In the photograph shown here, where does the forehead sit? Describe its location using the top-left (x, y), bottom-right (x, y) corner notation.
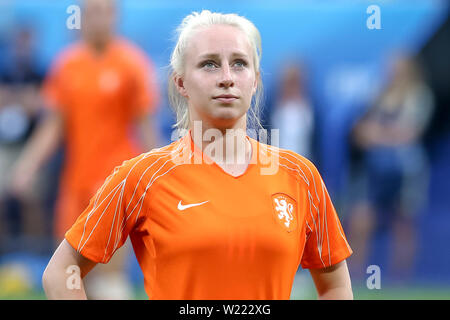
top-left (186, 24), bottom-right (253, 59)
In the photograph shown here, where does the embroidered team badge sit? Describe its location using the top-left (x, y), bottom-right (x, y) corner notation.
top-left (272, 193), bottom-right (297, 232)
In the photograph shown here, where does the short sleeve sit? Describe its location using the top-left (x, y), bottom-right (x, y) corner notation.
top-left (65, 154), bottom-right (148, 263)
top-left (300, 164), bottom-right (353, 269)
top-left (128, 48), bottom-right (160, 118)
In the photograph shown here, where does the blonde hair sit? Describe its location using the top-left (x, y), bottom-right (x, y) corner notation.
top-left (168, 10), bottom-right (264, 130)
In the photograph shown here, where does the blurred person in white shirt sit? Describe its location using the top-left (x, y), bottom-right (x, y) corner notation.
top-left (271, 62), bottom-right (314, 160)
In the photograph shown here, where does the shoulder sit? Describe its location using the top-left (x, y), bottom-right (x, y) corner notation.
top-left (260, 144), bottom-right (327, 210)
top-left (108, 138), bottom-right (188, 189)
top-left (260, 141), bottom-right (319, 175)
top-left (255, 140), bottom-right (322, 189)
top-left (114, 38), bottom-right (153, 67)
top-left (50, 42), bottom-right (86, 71)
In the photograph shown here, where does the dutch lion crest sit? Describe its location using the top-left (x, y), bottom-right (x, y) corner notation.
top-left (272, 193), bottom-right (297, 232)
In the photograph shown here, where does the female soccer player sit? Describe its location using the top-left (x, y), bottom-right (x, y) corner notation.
top-left (42, 10), bottom-right (353, 300)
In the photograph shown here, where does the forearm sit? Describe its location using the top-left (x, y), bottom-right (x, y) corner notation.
top-left (14, 112), bottom-right (63, 177)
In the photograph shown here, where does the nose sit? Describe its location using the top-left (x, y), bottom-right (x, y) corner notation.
top-left (218, 64), bottom-right (234, 88)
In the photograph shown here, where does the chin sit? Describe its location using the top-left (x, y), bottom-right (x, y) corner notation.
top-left (191, 103), bottom-right (248, 129)
top-left (209, 110), bottom-right (247, 129)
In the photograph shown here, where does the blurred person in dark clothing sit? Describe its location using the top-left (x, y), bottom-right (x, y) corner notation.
top-left (348, 55), bottom-right (434, 280)
top-left (0, 26), bottom-right (48, 252)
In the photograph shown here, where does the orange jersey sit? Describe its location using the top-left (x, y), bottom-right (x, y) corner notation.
top-left (65, 131), bottom-right (352, 299)
top-left (41, 38), bottom-right (159, 238)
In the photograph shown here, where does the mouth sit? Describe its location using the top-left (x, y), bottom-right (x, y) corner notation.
top-left (212, 94), bottom-right (239, 104)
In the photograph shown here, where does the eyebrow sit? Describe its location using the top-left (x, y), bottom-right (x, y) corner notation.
top-left (197, 52), bottom-right (250, 60)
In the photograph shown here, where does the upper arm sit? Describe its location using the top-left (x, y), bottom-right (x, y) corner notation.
top-left (42, 240), bottom-right (97, 299)
top-left (34, 109), bottom-right (65, 148)
top-left (309, 260), bottom-right (353, 299)
top-left (45, 239), bottom-right (97, 279)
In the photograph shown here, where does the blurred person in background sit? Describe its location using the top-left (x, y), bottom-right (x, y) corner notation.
top-left (8, 0), bottom-right (160, 299)
top-left (0, 26), bottom-right (47, 254)
top-left (348, 55), bottom-right (434, 280)
top-left (271, 61), bottom-right (314, 160)
top-left (270, 61), bottom-right (316, 298)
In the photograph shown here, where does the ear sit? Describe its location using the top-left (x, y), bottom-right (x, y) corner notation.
top-left (252, 71), bottom-right (260, 95)
top-left (174, 75), bottom-right (189, 98)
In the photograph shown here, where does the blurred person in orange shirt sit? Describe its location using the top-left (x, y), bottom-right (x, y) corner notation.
top-left (348, 55), bottom-right (434, 280)
top-left (9, 0), bottom-right (160, 298)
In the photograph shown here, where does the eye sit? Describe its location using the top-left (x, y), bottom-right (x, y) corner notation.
top-left (200, 60), bottom-right (218, 70)
top-left (232, 59), bottom-right (248, 69)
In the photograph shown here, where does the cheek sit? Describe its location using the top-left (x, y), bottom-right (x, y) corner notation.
top-left (239, 73), bottom-right (257, 100)
top-left (184, 73), bottom-right (209, 100)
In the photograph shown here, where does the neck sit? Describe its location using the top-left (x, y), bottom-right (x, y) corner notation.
top-left (85, 36), bottom-right (111, 55)
top-left (190, 117), bottom-right (251, 167)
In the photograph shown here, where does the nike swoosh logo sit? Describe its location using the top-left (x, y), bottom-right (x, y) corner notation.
top-left (178, 200), bottom-right (209, 211)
